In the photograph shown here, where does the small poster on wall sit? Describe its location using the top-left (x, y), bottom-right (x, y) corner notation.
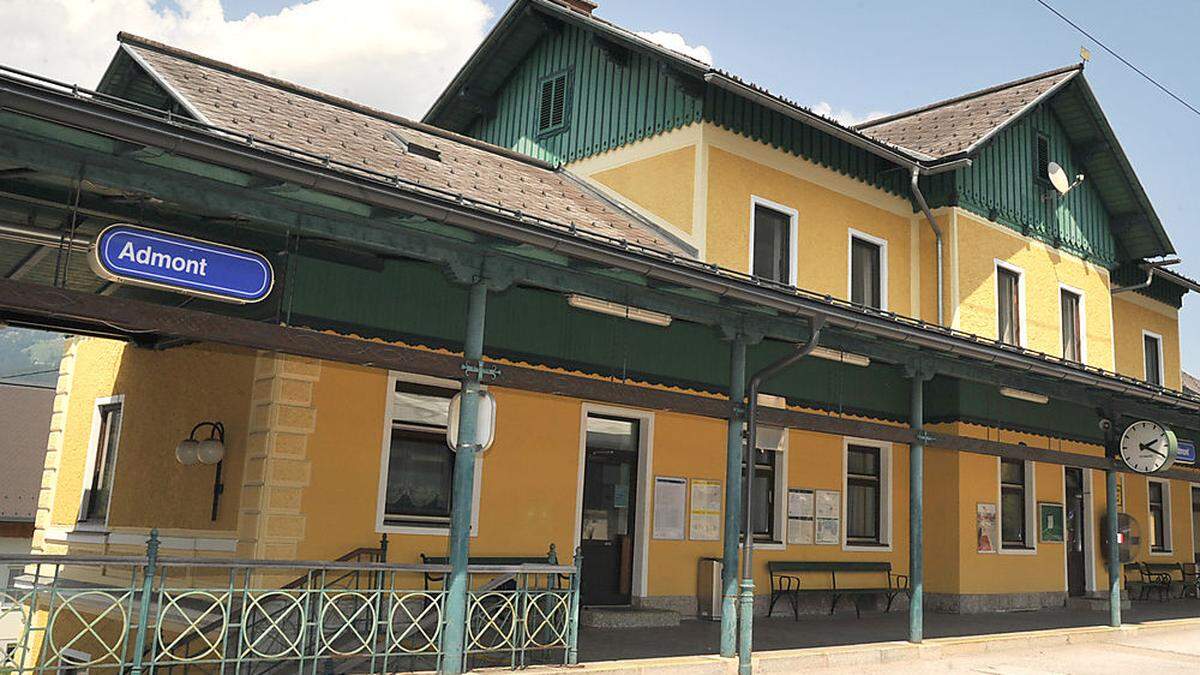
top-left (1039, 502), bottom-right (1065, 543)
top-left (652, 476), bottom-right (687, 540)
top-left (787, 488), bottom-right (814, 545)
top-left (815, 489), bottom-right (840, 545)
top-left (976, 502), bottom-right (997, 553)
top-left (689, 479), bottom-right (722, 541)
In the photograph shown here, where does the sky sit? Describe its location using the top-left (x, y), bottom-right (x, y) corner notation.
top-left (0, 0), bottom-right (1197, 370)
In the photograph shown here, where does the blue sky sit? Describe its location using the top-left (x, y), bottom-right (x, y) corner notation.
top-left (220, 0), bottom-right (1200, 369)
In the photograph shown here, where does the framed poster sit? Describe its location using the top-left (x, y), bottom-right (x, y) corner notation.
top-left (689, 479), bottom-right (722, 541)
top-left (787, 488), bottom-right (814, 545)
top-left (815, 490), bottom-right (840, 545)
top-left (1038, 502), bottom-right (1064, 543)
top-left (652, 476), bottom-right (687, 540)
top-left (976, 502), bottom-right (997, 553)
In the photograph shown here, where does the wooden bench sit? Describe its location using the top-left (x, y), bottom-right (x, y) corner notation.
top-left (768, 561), bottom-right (909, 619)
top-left (420, 543), bottom-right (560, 591)
top-left (1124, 562), bottom-right (1172, 601)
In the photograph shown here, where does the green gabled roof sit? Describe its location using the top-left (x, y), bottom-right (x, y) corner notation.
top-left (426, 0), bottom-right (1176, 265)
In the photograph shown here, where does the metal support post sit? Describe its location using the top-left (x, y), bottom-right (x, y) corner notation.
top-left (908, 375), bottom-right (925, 644)
top-left (129, 528), bottom-right (159, 674)
top-left (442, 281), bottom-right (488, 675)
top-left (720, 336), bottom-right (747, 658)
top-left (1106, 469), bottom-right (1120, 628)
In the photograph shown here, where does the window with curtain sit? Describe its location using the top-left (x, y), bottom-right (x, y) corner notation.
top-left (1149, 481), bottom-right (1169, 552)
top-left (1144, 334), bottom-right (1163, 385)
top-left (383, 381), bottom-right (458, 528)
top-left (997, 267), bottom-right (1022, 346)
top-left (850, 236), bottom-right (883, 309)
top-left (846, 445), bottom-right (882, 545)
top-left (1060, 289), bottom-right (1082, 362)
top-left (752, 204), bottom-right (792, 285)
top-left (1000, 458), bottom-right (1028, 548)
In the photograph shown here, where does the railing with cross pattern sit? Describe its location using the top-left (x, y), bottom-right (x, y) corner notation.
top-left (0, 532), bottom-right (581, 673)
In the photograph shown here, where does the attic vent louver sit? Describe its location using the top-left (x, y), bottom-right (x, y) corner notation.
top-left (537, 71), bottom-right (570, 136)
top-left (386, 130), bottom-right (441, 162)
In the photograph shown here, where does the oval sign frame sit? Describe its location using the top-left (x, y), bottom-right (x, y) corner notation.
top-left (89, 224), bottom-right (274, 304)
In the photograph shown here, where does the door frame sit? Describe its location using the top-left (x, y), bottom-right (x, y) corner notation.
top-left (574, 403), bottom-right (654, 601)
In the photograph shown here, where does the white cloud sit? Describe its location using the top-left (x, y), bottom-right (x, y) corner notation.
top-left (811, 101), bottom-right (888, 127)
top-left (635, 30), bottom-right (713, 66)
top-left (0, 0), bottom-right (494, 119)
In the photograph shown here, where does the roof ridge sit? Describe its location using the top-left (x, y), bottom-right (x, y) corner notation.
top-left (856, 63), bottom-right (1083, 130)
top-left (115, 32), bottom-right (558, 171)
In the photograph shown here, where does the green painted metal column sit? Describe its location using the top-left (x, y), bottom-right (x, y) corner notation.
top-left (908, 376), bottom-right (925, 644)
top-left (1106, 469), bottom-right (1121, 628)
top-left (443, 281), bottom-right (488, 675)
top-left (719, 336), bottom-right (747, 658)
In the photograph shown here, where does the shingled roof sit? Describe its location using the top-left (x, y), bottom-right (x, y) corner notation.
top-left (855, 65), bottom-right (1081, 159)
top-left (100, 34), bottom-right (692, 257)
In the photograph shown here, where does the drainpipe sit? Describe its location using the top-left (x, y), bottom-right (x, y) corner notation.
top-left (738, 317), bottom-right (824, 675)
top-left (910, 168), bottom-right (943, 326)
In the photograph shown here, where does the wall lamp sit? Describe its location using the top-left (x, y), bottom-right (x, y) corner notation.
top-left (176, 421), bottom-right (226, 521)
top-left (999, 387), bottom-right (1049, 405)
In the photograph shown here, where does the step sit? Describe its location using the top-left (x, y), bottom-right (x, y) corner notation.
top-left (580, 606), bottom-right (681, 629)
top-left (1066, 594), bottom-right (1131, 612)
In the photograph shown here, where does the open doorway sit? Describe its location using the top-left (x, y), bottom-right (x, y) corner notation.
top-left (1064, 467), bottom-right (1087, 597)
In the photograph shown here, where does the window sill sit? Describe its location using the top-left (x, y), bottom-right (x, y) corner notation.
top-left (378, 523), bottom-right (478, 538)
top-left (844, 542), bottom-right (892, 553)
top-left (742, 540), bottom-right (786, 551)
top-left (999, 544), bottom-right (1037, 556)
top-left (1149, 549), bottom-right (1174, 556)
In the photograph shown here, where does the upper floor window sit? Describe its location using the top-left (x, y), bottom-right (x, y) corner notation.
top-left (1143, 331), bottom-right (1164, 386)
top-left (1060, 287), bottom-right (1083, 362)
top-left (79, 397), bottom-right (123, 525)
top-left (996, 263), bottom-right (1024, 346)
top-left (750, 199), bottom-right (796, 286)
top-left (849, 231), bottom-right (886, 310)
top-left (537, 71), bottom-right (570, 137)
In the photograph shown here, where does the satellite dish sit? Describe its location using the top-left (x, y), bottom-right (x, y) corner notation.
top-left (1047, 161), bottom-right (1071, 195)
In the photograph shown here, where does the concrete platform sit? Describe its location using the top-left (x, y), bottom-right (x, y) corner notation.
top-left (581, 606), bottom-right (682, 629)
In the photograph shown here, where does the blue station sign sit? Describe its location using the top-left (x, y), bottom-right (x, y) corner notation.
top-left (1177, 439), bottom-right (1196, 465)
top-left (90, 224), bottom-right (274, 304)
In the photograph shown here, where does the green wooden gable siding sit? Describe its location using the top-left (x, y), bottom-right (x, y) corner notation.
top-left (952, 105), bottom-right (1117, 266)
top-left (468, 23), bottom-right (704, 165)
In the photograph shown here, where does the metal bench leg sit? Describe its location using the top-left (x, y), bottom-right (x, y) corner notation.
top-left (830, 594), bottom-right (840, 615)
top-left (791, 592), bottom-right (799, 621)
top-left (768, 592), bottom-right (780, 617)
top-left (885, 592), bottom-right (895, 613)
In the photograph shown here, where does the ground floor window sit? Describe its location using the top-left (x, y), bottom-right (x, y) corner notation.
top-left (843, 438), bottom-right (891, 549)
top-left (742, 426), bottom-right (786, 544)
top-left (79, 396), bottom-right (123, 526)
top-left (1148, 479), bottom-right (1171, 553)
top-left (378, 374), bottom-right (477, 532)
top-left (999, 457), bottom-right (1034, 550)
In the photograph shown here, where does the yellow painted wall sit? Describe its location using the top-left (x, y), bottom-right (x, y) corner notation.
top-left (953, 210), bottom-right (1115, 371)
top-left (1120, 475), bottom-right (1194, 565)
top-left (1112, 295), bottom-right (1182, 390)
top-left (50, 338), bottom-right (254, 533)
top-left (590, 145), bottom-right (695, 234)
top-left (705, 145), bottom-right (914, 317)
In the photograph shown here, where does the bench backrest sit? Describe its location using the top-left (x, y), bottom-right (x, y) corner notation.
top-left (768, 561), bottom-right (891, 574)
top-left (420, 554), bottom-right (551, 566)
top-left (1144, 562), bottom-right (1183, 578)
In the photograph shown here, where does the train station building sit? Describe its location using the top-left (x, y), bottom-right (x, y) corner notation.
top-left (2, 0), bottom-right (1199, 672)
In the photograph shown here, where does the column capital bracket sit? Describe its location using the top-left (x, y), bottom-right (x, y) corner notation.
top-left (903, 358), bottom-right (937, 381)
top-left (462, 360), bottom-right (500, 382)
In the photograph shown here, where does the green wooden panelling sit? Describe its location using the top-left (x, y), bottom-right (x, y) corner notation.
top-left (926, 377), bottom-right (1107, 445)
top-left (703, 87), bottom-right (909, 197)
top-left (1111, 266), bottom-right (1186, 308)
top-left (468, 23), bottom-right (704, 165)
top-left (950, 105), bottom-right (1118, 266)
top-left (284, 253), bottom-right (913, 421)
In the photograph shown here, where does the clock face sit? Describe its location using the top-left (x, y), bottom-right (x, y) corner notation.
top-left (1118, 421), bottom-right (1177, 474)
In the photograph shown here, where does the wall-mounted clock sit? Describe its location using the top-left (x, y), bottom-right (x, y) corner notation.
top-left (1118, 420), bottom-right (1177, 473)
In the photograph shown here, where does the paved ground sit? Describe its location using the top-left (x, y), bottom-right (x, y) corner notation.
top-left (576, 599), bottom-right (1200, 663)
top-left (814, 624), bottom-right (1200, 674)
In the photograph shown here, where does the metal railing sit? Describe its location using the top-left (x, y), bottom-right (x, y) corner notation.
top-left (0, 531), bottom-right (581, 673)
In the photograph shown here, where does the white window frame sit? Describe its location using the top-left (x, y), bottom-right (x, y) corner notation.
top-left (76, 394), bottom-right (125, 531)
top-left (997, 457), bottom-right (1037, 555)
top-left (375, 372), bottom-right (482, 537)
top-left (994, 260), bottom-right (1027, 348)
top-left (574, 403), bottom-right (655, 598)
top-left (742, 426), bottom-right (788, 551)
top-left (847, 229), bottom-right (889, 311)
top-left (1142, 329), bottom-right (1165, 386)
top-left (748, 196), bottom-right (799, 287)
top-left (1057, 283), bottom-right (1087, 364)
top-left (1148, 477), bottom-right (1172, 555)
top-left (841, 437), bottom-right (893, 552)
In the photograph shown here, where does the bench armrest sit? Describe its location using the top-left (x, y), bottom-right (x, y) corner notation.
top-left (890, 573), bottom-right (909, 590)
top-left (773, 574), bottom-right (801, 592)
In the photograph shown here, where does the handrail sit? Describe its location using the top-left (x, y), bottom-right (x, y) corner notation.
top-left (0, 553), bottom-right (577, 575)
